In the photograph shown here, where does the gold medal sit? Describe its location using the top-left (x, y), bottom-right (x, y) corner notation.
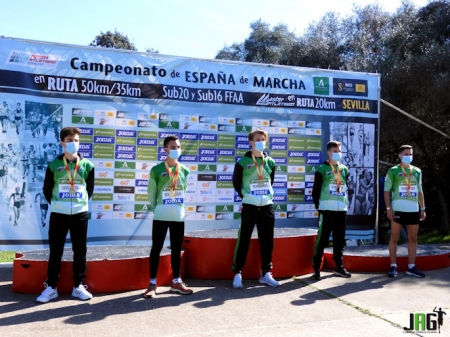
top-left (338, 186), bottom-right (341, 193)
top-left (63, 156), bottom-right (80, 198)
top-left (169, 189), bottom-right (177, 198)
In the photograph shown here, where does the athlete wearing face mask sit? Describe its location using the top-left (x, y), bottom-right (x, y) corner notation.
top-left (37, 127), bottom-right (95, 304)
top-left (144, 135), bottom-right (193, 298)
top-left (311, 140), bottom-right (351, 280)
top-left (384, 145), bottom-right (426, 278)
top-left (231, 129), bottom-right (280, 289)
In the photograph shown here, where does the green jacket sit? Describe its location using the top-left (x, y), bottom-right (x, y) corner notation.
top-left (43, 154), bottom-right (94, 215)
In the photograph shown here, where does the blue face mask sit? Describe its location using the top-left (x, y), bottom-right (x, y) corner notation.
top-left (65, 142), bottom-right (79, 155)
top-left (331, 152), bottom-right (341, 162)
top-left (168, 149), bottom-right (181, 160)
top-left (254, 141), bottom-right (266, 152)
top-left (401, 155), bottom-right (413, 164)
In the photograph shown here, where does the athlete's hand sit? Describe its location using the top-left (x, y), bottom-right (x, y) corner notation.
top-left (386, 208), bottom-right (394, 221)
top-left (420, 210), bottom-right (426, 221)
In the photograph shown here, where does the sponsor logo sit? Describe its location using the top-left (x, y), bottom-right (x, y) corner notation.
top-left (235, 136), bottom-right (248, 143)
top-left (333, 78), bottom-right (368, 97)
top-left (158, 132), bottom-right (178, 139)
top-left (8, 50), bottom-right (59, 68)
top-left (256, 93), bottom-right (296, 107)
top-left (199, 134), bottom-right (217, 141)
top-left (179, 155), bottom-right (198, 162)
top-left (115, 152), bottom-right (136, 160)
top-left (115, 145), bottom-right (136, 152)
top-left (180, 133), bottom-right (198, 140)
top-left (94, 136), bottom-right (115, 143)
top-left (313, 77), bottom-right (329, 95)
top-left (116, 130), bottom-right (136, 137)
top-left (218, 149), bottom-right (234, 156)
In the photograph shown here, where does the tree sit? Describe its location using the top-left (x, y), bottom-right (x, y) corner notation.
top-left (215, 20), bottom-right (298, 64)
top-left (90, 29), bottom-right (137, 50)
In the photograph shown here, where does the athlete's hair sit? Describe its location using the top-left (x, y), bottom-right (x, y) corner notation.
top-left (248, 129), bottom-right (268, 141)
top-left (163, 135), bottom-right (179, 148)
top-left (362, 169), bottom-right (373, 180)
top-left (60, 127), bottom-right (81, 141)
top-left (398, 144), bottom-right (413, 154)
top-left (327, 140), bottom-right (341, 151)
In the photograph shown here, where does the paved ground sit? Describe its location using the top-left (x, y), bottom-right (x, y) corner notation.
top-left (0, 264), bottom-right (449, 337)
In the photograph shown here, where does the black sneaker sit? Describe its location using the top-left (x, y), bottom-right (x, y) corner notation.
top-left (387, 266), bottom-right (397, 277)
top-left (334, 267), bottom-right (351, 278)
top-left (406, 266), bottom-right (425, 278)
top-left (311, 270), bottom-right (321, 280)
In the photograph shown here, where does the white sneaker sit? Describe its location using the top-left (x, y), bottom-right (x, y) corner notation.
top-left (36, 283), bottom-right (58, 303)
top-left (232, 273), bottom-right (243, 289)
top-left (72, 284), bottom-right (93, 300)
top-left (259, 272), bottom-right (280, 287)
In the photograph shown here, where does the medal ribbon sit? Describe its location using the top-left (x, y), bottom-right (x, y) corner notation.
top-left (328, 160), bottom-right (342, 190)
top-left (164, 161), bottom-right (179, 191)
top-left (63, 156), bottom-right (79, 191)
top-left (252, 154), bottom-right (265, 182)
top-left (400, 165), bottom-right (413, 196)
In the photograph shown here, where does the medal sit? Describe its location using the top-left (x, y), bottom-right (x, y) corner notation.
top-left (400, 165), bottom-right (412, 197)
top-left (164, 161), bottom-right (179, 198)
top-left (328, 161), bottom-right (342, 193)
top-left (63, 156), bottom-right (80, 197)
top-left (252, 154), bottom-right (266, 187)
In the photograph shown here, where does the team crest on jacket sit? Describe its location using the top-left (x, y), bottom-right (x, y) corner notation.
top-left (161, 172), bottom-right (168, 177)
top-left (247, 164), bottom-right (253, 169)
top-left (57, 166), bottom-right (65, 172)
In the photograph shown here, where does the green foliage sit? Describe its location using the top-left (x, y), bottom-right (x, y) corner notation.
top-left (90, 29), bottom-right (138, 50)
top-left (0, 251), bottom-right (15, 263)
top-left (215, 0), bottom-right (450, 233)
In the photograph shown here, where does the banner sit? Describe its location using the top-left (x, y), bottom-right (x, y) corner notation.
top-left (0, 37), bottom-right (380, 249)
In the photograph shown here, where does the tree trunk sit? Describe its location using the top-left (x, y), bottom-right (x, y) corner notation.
top-left (436, 187), bottom-right (450, 235)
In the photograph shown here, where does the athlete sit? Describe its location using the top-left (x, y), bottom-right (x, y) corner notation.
top-left (13, 103), bottom-right (23, 134)
top-left (349, 124), bottom-right (355, 148)
top-left (19, 145), bottom-right (29, 179)
top-left (433, 307), bottom-right (446, 334)
top-left (29, 108), bottom-right (38, 137)
top-left (384, 145), bottom-right (426, 278)
top-left (45, 143), bottom-right (58, 166)
top-left (364, 131), bottom-right (371, 161)
top-left (143, 135), bottom-right (193, 298)
top-left (35, 191), bottom-right (49, 227)
top-left (40, 115), bottom-right (49, 137)
top-left (358, 125), bottom-right (364, 152)
top-left (231, 129), bottom-right (280, 288)
top-left (9, 186), bottom-right (24, 226)
top-left (28, 145), bottom-right (38, 183)
top-left (36, 127), bottom-right (95, 303)
top-left (0, 101), bottom-right (8, 133)
top-left (52, 111), bottom-right (63, 141)
top-left (0, 154), bottom-right (8, 202)
top-left (355, 169), bottom-right (374, 215)
top-left (311, 140), bottom-right (351, 280)
top-left (347, 175), bottom-right (355, 208)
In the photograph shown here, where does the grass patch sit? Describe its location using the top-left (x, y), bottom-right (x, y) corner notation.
top-left (417, 228), bottom-right (450, 244)
top-left (0, 251), bottom-right (15, 263)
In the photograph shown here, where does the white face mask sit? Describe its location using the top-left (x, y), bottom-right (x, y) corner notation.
top-left (65, 142), bottom-right (79, 155)
top-left (401, 155), bottom-right (413, 164)
top-left (254, 141), bottom-right (266, 152)
top-left (168, 149), bottom-right (181, 160)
